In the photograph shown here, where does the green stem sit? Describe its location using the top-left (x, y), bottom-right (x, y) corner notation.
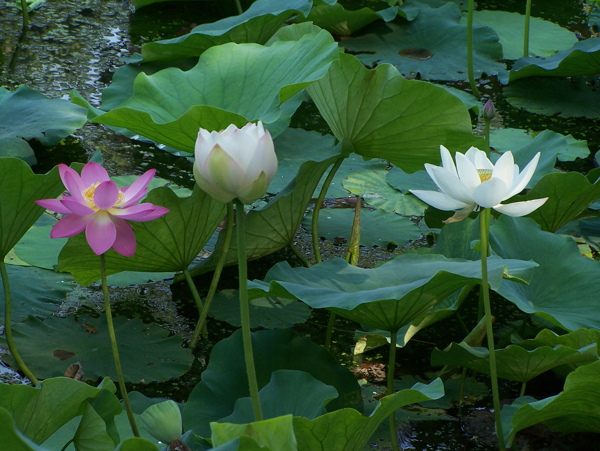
top-left (20, 0), bottom-right (29, 30)
top-left (324, 312), bottom-right (336, 351)
top-left (388, 328), bottom-right (401, 451)
top-left (289, 242), bottom-right (311, 268)
top-left (520, 381), bottom-right (527, 398)
top-left (467, 0), bottom-right (481, 98)
top-left (190, 203), bottom-right (234, 347)
top-left (184, 268), bottom-right (205, 336)
top-left (234, 0), bottom-right (243, 15)
top-left (235, 199), bottom-right (263, 422)
top-left (479, 209), bottom-right (505, 450)
top-left (484, 119), bottom-right (491, 154)
top-left (1, 260), bottom-right (38, 385)
top-left (524, 0), bottom-right (532, 57)
top-left (311, 156), bottom-right (345, 263)
top-left (100, 254), bottom-right (139, 437)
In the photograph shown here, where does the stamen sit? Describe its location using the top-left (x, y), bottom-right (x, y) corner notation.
top-left (477, 169), bottom-right (493, 182)
top-left (82, 182), bottom-right (101, 207)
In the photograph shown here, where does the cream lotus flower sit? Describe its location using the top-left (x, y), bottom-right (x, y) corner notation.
top-left (410, 146), bottom-right (548, 223)
top-left (193, 121), bottom-right (278, 204)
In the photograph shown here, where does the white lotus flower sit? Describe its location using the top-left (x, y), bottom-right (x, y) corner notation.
top-left (410, 146), bottom-right (548, 223)
top-left (194, 121), bottom-right (278, 204)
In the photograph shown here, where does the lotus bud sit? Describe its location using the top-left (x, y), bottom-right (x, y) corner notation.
top-left (483, 99), bottom-right (496, 121)
top-left (140, 400), bottom-right (182, 444)
top-left (193, 121), bottom-right (278, 204)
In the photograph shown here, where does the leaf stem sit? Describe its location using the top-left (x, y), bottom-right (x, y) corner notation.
top-left (388, 328), bottom-right (401, 451)
top-left (234, 0), bottom-right (243, 15)
top-left (190, 202), bottom-right (234, 347)
top-left (467, 0), bottom-right (481, 98)
top-left (524, 0), bottom-right (532, 57)
top-left (235, 199), bottom-right (263, 421)
top-left (99, 254), bottom-right (139, 437)
top-left (311, 156), bottom-right (345, 263)
top-left (479, 209), bottom-right (505, 450)
top-left (0, 260), bottom-right (38, 385)
top-left (20, 0), bottom-right (29, 30)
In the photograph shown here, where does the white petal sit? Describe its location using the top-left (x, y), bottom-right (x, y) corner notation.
top-left (505, 152), bottom-right (541, 199)
top-left (493, 198), bottom-right (548, 217)
top-left (465, 147), bottom-right (494, 170)
top-left (426, 165), bottom-right (474, 204)
top-left (455, 152), bottom-right (481, 193)
top-left (439, 145), bottom-right (458, 177)
top-left (473, 177), bottom-right (508, 208)
top-left (410, 189), bottom-right (471, 211)
top-left (492, 151), bottom-right (515, 188)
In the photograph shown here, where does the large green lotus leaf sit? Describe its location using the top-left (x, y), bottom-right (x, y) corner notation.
top-left (508, 38), bottom-right (600, 82)
top-left (386, 167), bottom-right (437, 194)
top-left (139, 0), bottom-right (312, 62)
top-left (342, 169), bottom-right (427, 216)
top-left (460, 10), bottom-right (578, 60)
top-left (0, 315), bottom-right (193, 382)
top-left (501, 360), bottom-right (600, 446)
top-left (115, 437), bottom-right (160, 451)
top-left (306, 53), bottom-right (483, 172)
top-left (252, 254), bottom-right (536, 332)
top-left (341, 2), bottom-right (505, 81)
top-left (509, 172), bottom-right (600, 232)
top-left (93, 31), bottom-right (339, 151)
top-left (431, 342), bottom-right (598, 382)
top-left (300, 2), bottom-right (398, 36)
top-left (293, 378), bottom-right (444, 451)
top-left (504, 77), bottom-right (600, 118)
top-left (0, 87), bottom-right (87, 164)
top-left (72, 402), bottom-right (117, 451)
top-left (414, 216), bottom-right (481, 260)
top-left (220, 370), bottom-right (338, 424)
top-left (0, 408), bottom-right (50, 451)
top-left (0, 159), bottom-right (64, 257)
top-left (0, 265), bottom-right (73, 322)
top-left (58, 185), bottom-right (226, 286)
top-left (521, 328), bottom-right (600, 351)
top-left (210, 289), bottom-right (311, 329)
top-left (182, 328), bottom-right (362, 436)
top-left (303, 208), bottom-right (422, 247)
top-left (490, 128), bottom-right (590, 163)
top-left (191, 155), bottom-right (340, 276)
top-left (0, 377), bottom-right (117, 444)
top-left (490, 216), bottom-right (600, 331)
top-left (211, 415), bottom-right (295, 451)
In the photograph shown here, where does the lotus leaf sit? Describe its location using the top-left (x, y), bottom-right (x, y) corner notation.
top-left (211, 415), bottom-right (295, 451)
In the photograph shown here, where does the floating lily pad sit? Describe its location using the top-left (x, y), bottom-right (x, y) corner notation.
top-left (341, 2), bottom-right (505, 80)
top-left (504, 77), bottom-right (600, 118)
top-left (0, 315), bottom-right (193, 383)
top-left (182, 328), bottom-right (362, 436)
top-left (461, 10), bottom-right (578, 60)
top-left (210, 289), bottom-right (311, 329)
top-left (501, 360), bottom-right (600, 446)
top-left (0, 87), bottom-right (87, 164)
top-left (93, 30), bottom-right (339, 150)
top-left (307, 53), bottom-right (483, 173)
top-left (138, 0), bottom-right (313, 62)
top-left (303, 208), bottom-right (422, 247)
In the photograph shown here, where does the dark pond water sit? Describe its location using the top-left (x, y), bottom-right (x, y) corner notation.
top-left (1, 0), bottom-right (599, 449)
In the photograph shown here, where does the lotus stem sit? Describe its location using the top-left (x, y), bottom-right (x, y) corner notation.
top-left (467, 0), bottom-right (481, 98)
top-left (479, 209), bottom-right (505, 450)
top-left (289, 242), bottom-right (311, 268)
top-left (0, 260), bottom-right (38, 386)
top-left (19, 0), bottom-right (29, 31)
top-left (184, 268), bottom-right (205, 336)
top-left (311, 156), bottom-right (345, 263)
top-left (99, 254), bottom-right (139, 437)
top-left (235, 199), bottom-right (263, 422)
top-left (388, 328), bottom-right (401, 451)
top-left (520, 381), bottom-right (527, 398)
top-left (524, 0), bottom-right (532, 57)
top-left (190, 203), bottom-right (234, 347)
top-left (234, 0), bottom-right (243, 15)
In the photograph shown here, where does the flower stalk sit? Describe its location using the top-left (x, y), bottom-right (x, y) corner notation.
top-left (388, 328), bottom-right (400, 451)
top-left (524, 0), bottom-right (532, 57)
top-left (467, 0), bottom-right (481, 98)
top-left (100, 254), bottom-right (139, 437)
top-left (235, 199), bottom-right (263, 421)
top-left (479, 209), bottom-right (505, 450)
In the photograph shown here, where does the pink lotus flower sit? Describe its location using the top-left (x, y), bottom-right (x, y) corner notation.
top-left (35, 162), bottom-right (169, 257)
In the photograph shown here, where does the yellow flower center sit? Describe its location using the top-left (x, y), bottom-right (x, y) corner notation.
top-left (477, 169), bottom-right (493, 182)
top-left (82, 182), bottom-right (124, 210)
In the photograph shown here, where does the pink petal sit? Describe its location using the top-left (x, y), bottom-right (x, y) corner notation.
top-left (61, 167), bottom-right (86, 204)
top-left (50, 214), bottom-right (91, 238)
top-left (81, 162), bottom-right (110, 186)
top-left (35, 198), bottom-right (72, 214)
top-left (111, 218), bottom-right (137, 257)
top-left (120, 169), bottom-right (156, 207)
top-left (61, 198), bottom-right (96, 215)
top-left (111, 203), bottom-right (169, 221)
top-left (85, 212), bottom-right (116, 255)
top-left (94, 181), bottom-right (120, 210)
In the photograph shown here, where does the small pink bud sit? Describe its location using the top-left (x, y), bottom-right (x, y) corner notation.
top-left (483, 99), bottom-right (496, 120)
